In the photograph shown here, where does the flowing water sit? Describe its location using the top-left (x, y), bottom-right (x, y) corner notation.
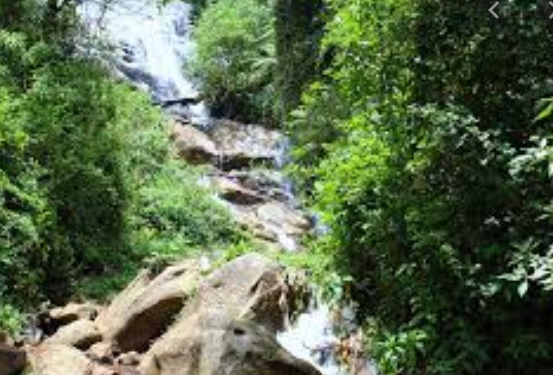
top-left (79, 1), bottom-right (368, 374)
top-left (78, 0), bottom-right (209, 125)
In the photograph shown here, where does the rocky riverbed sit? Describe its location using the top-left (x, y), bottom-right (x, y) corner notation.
top-left (0, 118), bottom-right (372, 375)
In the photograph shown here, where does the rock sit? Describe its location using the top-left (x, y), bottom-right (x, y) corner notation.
top-left (49, 302), bottom-right (100, 325)
top-left (171, 122), bottom-right (218, 164)
top-left (0, 343), bottom-right (26, 375)
top-left (229, 202), bottom-right (311, 251)
top-left (88, 342), bottom-right (117, 364)
top-left (139, 309), bottom-right (320, 375)
top-left (138, 254), bottom-right (313, 375)
top-left (257, 202), bottom-right (311, 235)
top-left (227, 170), bottom-right (293, 202)
top-left (210, 120), bottom-right (283, 170)
top-left (208, 174), bottom-right (266, 205)
top-left (95, 260), bottom-right (202, 352)
top-left (46, 319), bottom-right (102, 350)
top-left (28, 344), bottom-right (91, 375)
top-left (195, 253), bottom-right (290, 333)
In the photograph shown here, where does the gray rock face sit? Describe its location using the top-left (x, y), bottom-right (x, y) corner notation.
top-left (195, 253), bottom-right (290, 333)
top-left (22, 255), bottom-right (318, 375)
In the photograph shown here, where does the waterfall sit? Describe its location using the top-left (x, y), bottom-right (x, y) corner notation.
top-left (78, 1), bottom-right (371, 374)
top-left (78, 0), bottom-right (209, 125)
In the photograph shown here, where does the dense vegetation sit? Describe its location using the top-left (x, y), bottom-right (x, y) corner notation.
top-left (191, 0), bottom-right (277, 124)
top-left (0, 0), bottom-right (239, 333)
top-left (2, 0), bottom-right (553, 374)
top-left (193, 0), bottom-right (553, 373)
top-left (284, 1), bottom-right (553, 374)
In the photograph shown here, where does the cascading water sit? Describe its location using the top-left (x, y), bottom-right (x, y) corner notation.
top-left (78, 0), bottom-right (209, 125)
top-left (79, 1), bottom-right (372, 374)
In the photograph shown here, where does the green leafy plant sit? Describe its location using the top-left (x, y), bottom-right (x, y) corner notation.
top-left (191, 0), bottom-right (277, 124)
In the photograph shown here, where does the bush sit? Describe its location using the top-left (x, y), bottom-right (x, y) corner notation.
top-left (0, 29), bottom-right (243, 309)
top-left (191, 0), bottom-right (277, 124)
top-left (289, 0), bottom-right (553, 374)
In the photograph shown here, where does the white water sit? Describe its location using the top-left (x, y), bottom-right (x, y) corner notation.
top-left (79, 0), bottom-right (209, 124)
top-left (79, 1), bottom-right (366, 374)
top-left (278, 303), bottom-right (347, 375)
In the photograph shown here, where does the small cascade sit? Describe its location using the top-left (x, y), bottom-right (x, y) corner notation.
top-left (278, 299), bottom-right (378, 375)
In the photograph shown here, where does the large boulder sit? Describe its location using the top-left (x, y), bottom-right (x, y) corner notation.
top-left (95, 260), bottom-right (202, 352)
top-left (210, 120), bottom-right (283, 170)
top-left (45, 319), bottom-right (102, 349)
top-left (28, 344), bottom-right (91, 375)
top-left (193, 253), bottom-right (290, 333)
top-left (171, 122), bottom-right (218, 164)
top-left (139, 254), bottom-right (317, 375)
top-left (0, 343), bottom-right (26, 375)
top-left (139, 309), bottom-right (320, 375)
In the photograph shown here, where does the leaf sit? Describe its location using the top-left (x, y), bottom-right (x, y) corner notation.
top-left (535, 99), bottom-right (553, 121)
top-left (518, 280), bottom-right (529, 298)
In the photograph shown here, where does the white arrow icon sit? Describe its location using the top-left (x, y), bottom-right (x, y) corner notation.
top-left (489, 2), bottom-right (499, 18)
top-left (549, 1), bottom-right (553, 19)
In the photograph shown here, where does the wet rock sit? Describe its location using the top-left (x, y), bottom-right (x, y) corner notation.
top-left (49, 302), bottom-right (100, 325)
top-left (45, 319), bottom-right (102, 350)
top-left (229, 201), bottom-right (311, 251)
top-left (210, 120), bottom-right (283, 170)
top-left (29, 344), bottom-right (91, 375)
top-left (93, 365), bottom-right (143, 375)
top-left (0, 343), bottom-right (26, 375)
top-left (140, 309), bottom-right (320, 375)
top-left (208, 174), bottom-right (266, 205)
top-left (171, 122), bottom-right (218, 164)
top-left (257, 201), bottom-right (311, 236)
top-left (227, 170), bottom-right (293, 202)
top-left (95, 260), bottom-right (202, 352)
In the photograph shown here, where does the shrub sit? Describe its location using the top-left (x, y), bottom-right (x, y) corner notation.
top-left (289, 0), bottom-right (553, 374)
top-left (191, 0), bottom-right (276, 124)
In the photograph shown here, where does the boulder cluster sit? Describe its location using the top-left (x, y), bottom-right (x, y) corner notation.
top-left (2, 254), bottom-right (320, 375)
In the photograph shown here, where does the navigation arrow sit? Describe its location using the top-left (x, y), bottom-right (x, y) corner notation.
top-left (549, 1), bottom-right (553, 19)
top-left (489, 1), bottom-right (499, 18)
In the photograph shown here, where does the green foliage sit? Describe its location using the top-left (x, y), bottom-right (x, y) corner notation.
top-left (191, 0), bottom-right (277, 124)
top-left (0, 302), bottom-right (24, 337)
top-left (129, 162), bottom-right (240, 258)
top-left (0, 0), bottom-right (243, 311)
top-left (274, 0), bottom-right (323, 119)
top-left (287, 0), bottom-right (553, 374)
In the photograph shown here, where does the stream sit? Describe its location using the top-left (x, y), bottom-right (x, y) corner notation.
top-left (78, 1), bottom-right (371, 374)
